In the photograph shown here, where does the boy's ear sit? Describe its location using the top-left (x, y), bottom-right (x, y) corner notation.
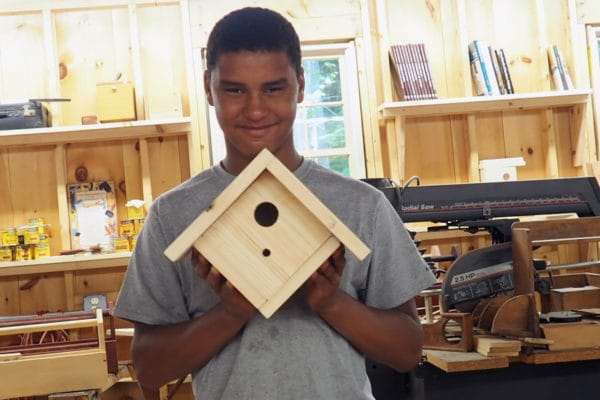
top-left (297, 67), bottom-right (305, 103)
top-left (204, 70), bottom-right (214, 106)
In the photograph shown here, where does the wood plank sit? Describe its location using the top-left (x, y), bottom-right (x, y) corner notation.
top-left (148, 137), bottom-right (183, 199)
top-left (180, 0), bottom-right (209, 173)
top-left (164, 148), bottom-right (274, 262)
top-left (0, 148), bottom-right (14, 228)
top-left (423, 349), bottom-right (509, 373)
top-left (379, 90), bottom-right (591, 119)
top-left (265, 156), bottom-right (370, 259)
top-left (0, 317), bottom-right (98, 335)
top-left (128, 3), bottom-right (146, 122)
top-left (0, 311), bottom-right (109, 398)
top-left (259, 236), bottom-right (340, 318)
top-left (0, 118), bottom-right (191, 147)
top-left (0, 252), bottom-right (130, 277)
top-left (542, 321), bottom-right (600, 351)
top-left (0, 13), bottom-right (46, 99)
top-left (0, 1), bottom-right (178, 14)
top-left (138, 4), bottom-right (184, 120)
top-left (520, 347), bottom-right (600, 364)
top-left (55, 145), bottom-right (71, 254)
top-left (0, 350), bottom-right (109, 398)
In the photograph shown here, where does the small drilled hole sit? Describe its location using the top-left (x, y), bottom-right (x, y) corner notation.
top-left (262, 248), bottom-right (271, 257)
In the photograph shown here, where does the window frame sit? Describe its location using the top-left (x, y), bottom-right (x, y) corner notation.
top-left (205, 42), bottom-right (366, 178)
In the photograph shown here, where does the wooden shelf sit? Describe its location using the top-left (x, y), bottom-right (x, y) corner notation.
top-left (0, 252), bottom-right (131, 277)
top-left (378, 89), bottom-right (591, 119)
top-left (0, 117), bottom-right (192, 148)
top-left (377, 89), bottom-right (592, 184)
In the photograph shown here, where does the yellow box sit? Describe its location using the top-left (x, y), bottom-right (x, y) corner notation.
top-left (2, 228), bottom-right (18, 246)
top-left (134, 218), bottom-right (145, 234)
top-left (127, 205), bottom-right (146, 220)
top-left (15, 245), bottom-right (33, 261)
top-left (29, 217), bottom-right (45, 226)
top-left (96, 82), bottom-right (136, 122)
top-left (119, 220), bottom-right (135, 236)
top-left (23, 226), bottom-right (40, 245)
top-left (113, 236), bottom-right (130, 253)
top-left (34, 243), bottom-right (51, 259)
top-left (0, 246), bottom-right (13, 261)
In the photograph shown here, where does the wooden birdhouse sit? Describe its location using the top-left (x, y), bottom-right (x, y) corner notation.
top-left (164, 149), bottom-right (370, 318)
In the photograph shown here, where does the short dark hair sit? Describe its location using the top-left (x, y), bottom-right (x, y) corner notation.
top-left (205, 7), bottom-right (302, 77)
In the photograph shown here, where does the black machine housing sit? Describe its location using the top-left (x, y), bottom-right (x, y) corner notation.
top-left (0, 100), bottom-right (50, 130)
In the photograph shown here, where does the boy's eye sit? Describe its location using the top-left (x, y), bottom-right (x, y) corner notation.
top-left (264, 86), bottom-right (284, 94)
top-left (225, 87), bottom-right (245, 94)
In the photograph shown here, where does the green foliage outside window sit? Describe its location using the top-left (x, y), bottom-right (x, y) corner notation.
top-left (295, 57), bottom-right (350, 175)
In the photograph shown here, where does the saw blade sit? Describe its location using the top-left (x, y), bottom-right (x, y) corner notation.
top-left (442, 242), bottom-right (514, 313)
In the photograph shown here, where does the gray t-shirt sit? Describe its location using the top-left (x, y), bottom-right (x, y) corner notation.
top-left (114, 158), bottom-right (436, 400)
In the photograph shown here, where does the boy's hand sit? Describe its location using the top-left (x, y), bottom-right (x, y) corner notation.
top-left (191, 250), bottom-right (256, 320)
top-left (306, 245), bottom-right (346, 313)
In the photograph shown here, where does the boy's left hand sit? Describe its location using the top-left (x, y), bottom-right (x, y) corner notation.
top-left (306, 245), bottom-right (346, 312)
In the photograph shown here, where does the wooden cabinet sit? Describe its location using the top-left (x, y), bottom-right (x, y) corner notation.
top-left (0, 118), bottom-right (191, 259)
top-left (0, 1), bottom-right (200, 318)
top-left (0, 118), bottom-right (192, 319)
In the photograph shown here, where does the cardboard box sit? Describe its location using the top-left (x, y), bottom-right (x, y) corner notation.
top-left (96, 82), bottom-right (136, 122)
top-left (542, 273), bottom-right (600, 312)
top-left (479, 157), bottom-right (525, 182)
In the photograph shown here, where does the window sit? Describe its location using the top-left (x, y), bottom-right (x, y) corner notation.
top-left (206, 42), bottom-right (366, 178)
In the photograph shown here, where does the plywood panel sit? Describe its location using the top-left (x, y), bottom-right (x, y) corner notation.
top-left (404, 117), bottom-right (456, 184)
top-left (17, 273), bottom-right (68, 314)
top-left (147, 137), bottom-right (187, 199)
top-left (73, 268), bottom-right (127, 309)
top-left (0, 278), bottom-right (20, 315)
top-left (0, 13), bottom-right (47, 99)
top-left (0, 147), bottom-right (62, 255)
top-left (189, 0), bottom-right (362, 47)
top-left (499, 110), bottom-right (544, 179)
top-left (121, 141), bottom-right (143, 202)
top-left (65, 141), bottom-right (128, 225)
top-left (385, 0), bottom-right (450, 97)
top-left (577, 0), bottom-right (600, 23)
top-left (0, 149), bottom-right (14, 228)
top-left (487, 0), bottom-right (545, 94)
top-left (7, 146), bottom-right (60, 238)
top-left (138, 4), bottom-right (187, 119)
top-left (55, 8), bottom-right (133, 125)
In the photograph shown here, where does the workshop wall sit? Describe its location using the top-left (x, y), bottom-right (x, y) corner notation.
top-left (0, 0), bottom-right (598, 347)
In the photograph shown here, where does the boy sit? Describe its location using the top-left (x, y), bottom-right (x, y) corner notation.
top-left (114, 7), bottom-right (436, 399)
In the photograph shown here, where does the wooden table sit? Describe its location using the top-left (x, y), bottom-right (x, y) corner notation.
top-left (418, 348), bottom-right (600, 400)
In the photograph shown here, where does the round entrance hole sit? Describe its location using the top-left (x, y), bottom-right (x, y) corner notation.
top-left (254, 202), bottom-right (278, 227)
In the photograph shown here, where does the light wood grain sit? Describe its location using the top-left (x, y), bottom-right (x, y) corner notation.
top-left (0, 309), bottom-right (109, 398)
top-left (423, 349), bottom-right (509, 373)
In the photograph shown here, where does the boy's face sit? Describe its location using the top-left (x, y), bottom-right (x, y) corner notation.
top-left (205, 50), bottom-right (304, 170)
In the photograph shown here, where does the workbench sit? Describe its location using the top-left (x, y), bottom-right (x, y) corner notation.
top-left (417, 348), bottom-right (600, 400)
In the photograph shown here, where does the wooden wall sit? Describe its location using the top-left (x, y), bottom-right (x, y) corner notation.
top-left (376, 0), bottom-right (596, 184)
top-left (0, 0), bottom-right (598, 312)
top-left (0, 1), bottom-right (598, 398)
top-left (0, 1), bottom-right (191, 250)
